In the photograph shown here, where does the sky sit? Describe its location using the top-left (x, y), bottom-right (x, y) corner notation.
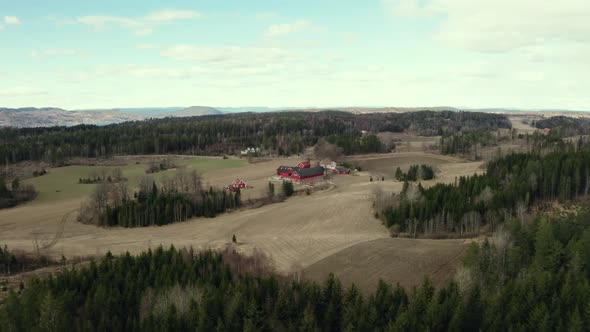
top-left (0, 0), bottom-right (589, 110)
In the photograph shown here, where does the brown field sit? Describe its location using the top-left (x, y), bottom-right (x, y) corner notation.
top-left (303, 238), bottom-right (469, 293)
top-left (346, 152), bottom-right (469, 179)
top-left (0, 151), bottom-right (485, 290)
top-left (508, 116), bottom-right (540, 134)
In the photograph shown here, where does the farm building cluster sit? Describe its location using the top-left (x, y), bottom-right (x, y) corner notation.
top-left (276, 160), bottom-right (350, 184)
top-left (225, 179), bottom-right (247, 192)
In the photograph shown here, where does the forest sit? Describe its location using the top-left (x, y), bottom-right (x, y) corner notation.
top-left (394, 165), bottom-right (435, 182)
top-left (0, 176), bottom-right (37, 209)
top-left (3, 207), bottom-right (590, 331)
top-left (534, 116), bottom-right (590, 137)
top-left (439, 132), bottom-right (500, 159)
top-left (0, 111), bottom-right (511, 164)
top-left (78, 171), bottom-right (239, 227)
top-left (379, 140), bottom-right (590, 236)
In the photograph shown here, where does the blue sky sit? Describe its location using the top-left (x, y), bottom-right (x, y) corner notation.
top-left (1, 0), bottom-right (588, 110)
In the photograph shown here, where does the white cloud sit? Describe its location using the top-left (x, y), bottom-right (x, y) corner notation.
top-left (0, 87), bottom-right (46, 97)
top-left (143, 9), bottom-right (202, 22)
top-left (383, 0), bottom-right (590, 53)
top-left (77, 15), bottom-right (140, 29)
top-left (3, 16), bottom-right (20, 25)
top-left (30, 48), bottom-right (81, 57)
top-left (77, 9), bottom-right (202, 35)
top-left (264, 20), bottom-right (310, 37)
top-left (160, 45), bottom-right (294, 64)
top-left (133, 28), bottom-right (153, 36)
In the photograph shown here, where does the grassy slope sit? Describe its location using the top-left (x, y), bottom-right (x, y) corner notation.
top-left (22, 157), bottom-right (247, 205)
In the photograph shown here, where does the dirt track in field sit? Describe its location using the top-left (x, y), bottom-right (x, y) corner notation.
top-left (0, 152), bottom-right (484, 289)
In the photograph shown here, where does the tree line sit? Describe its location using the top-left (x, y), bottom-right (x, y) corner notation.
top-left (325, 134), bottom-right (385, 155)
top-left (0, 245), bottom-right (59, 275)
top-left (3, 207), bottom-right (590, 331)
top-left (0, 176), bottom-right (36, 209)
top-left (0, 111), bottom-right (511, 164)
top-left (78, 171), bottom-right (240, 227)
top-left (379, 143), bottom-right (590, 236)
top-left (394, 164), bottom-right (435, 181)
top-left (439, 132), bottom-right (500, 159)
top-left (78, 168), bottom-right (126, 184)
top-left (534, 116), bottom-right (590, 137)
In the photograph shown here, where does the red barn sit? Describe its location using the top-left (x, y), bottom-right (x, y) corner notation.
top-left (291, 166), bottom-right (325, 184)
top-left (277, 166), bottom-right (299, 178)
top-left (298, 161), bottom-right (311, 168)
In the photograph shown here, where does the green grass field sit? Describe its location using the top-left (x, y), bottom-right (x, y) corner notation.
top-left (23, 157), bottom-right (247, 204)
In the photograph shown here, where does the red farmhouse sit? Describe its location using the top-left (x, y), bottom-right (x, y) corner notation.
top-left (291, 166), bottom-right (325, 184)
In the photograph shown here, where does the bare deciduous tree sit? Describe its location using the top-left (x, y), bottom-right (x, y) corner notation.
top-left (313, 138), bottom-right (343, 161)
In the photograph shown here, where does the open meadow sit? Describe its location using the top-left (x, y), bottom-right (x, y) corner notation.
top-left (20, 156), bottom-right (248, 204)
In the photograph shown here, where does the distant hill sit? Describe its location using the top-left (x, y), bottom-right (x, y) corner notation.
top-left (0, 107), bottom-right (143, 128)
top-left (0, 107), bottom-right (64, 113)
top-left (117, 107), bottom-right (184, 116)
top-left (173, 106), bottom-right (222, 117)
top-left (2, 105), bottom-right (588, 128)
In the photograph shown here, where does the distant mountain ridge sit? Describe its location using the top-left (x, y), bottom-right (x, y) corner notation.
top-left (0, 106), bottom-right (222, 127)
top-left (0, 107), bottom-right (64, 113)
top-left (173, 106), bottom-right (221, 117)
top-left (2, 105), bottom-right (589, 128)
top-left (0, 107), bottom-right (144, 128)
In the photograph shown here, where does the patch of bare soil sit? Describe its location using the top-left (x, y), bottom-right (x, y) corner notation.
top-left (303, 238), bottom-right (469, 293)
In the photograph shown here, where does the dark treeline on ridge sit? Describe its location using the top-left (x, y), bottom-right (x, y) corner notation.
top-left (0, 111), bottom-right (511, 164)
top-left (534, 116), bottom-right (590, 137)
top-left (380, 139), bottom-right (590, 236)
top-left (3, 207), bottom-right (590, 331)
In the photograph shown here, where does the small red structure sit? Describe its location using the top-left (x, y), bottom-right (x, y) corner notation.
top-left (332, 166), bottom-right (351, 175)
top-left (543, 128), bottom-right (551, 135)
top-left (225, 179), bottom-right (247, 192)
top-left (297, 161), bottom-right (311, 168)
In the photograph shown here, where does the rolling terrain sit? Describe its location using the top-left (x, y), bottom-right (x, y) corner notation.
top-left (0, 149), bottom-right (482, 289)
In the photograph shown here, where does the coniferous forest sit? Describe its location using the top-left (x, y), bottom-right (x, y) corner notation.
top-left (0, 111), bottom-right (511, 164)
top-left (380, 139), bottom-right (590, 236)
top-left (534, 116), bottom-right (590, 137)
top-left (394, 164), bottom-right (435, 181)
top-left (3, 207), bottom-right (590, 331)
